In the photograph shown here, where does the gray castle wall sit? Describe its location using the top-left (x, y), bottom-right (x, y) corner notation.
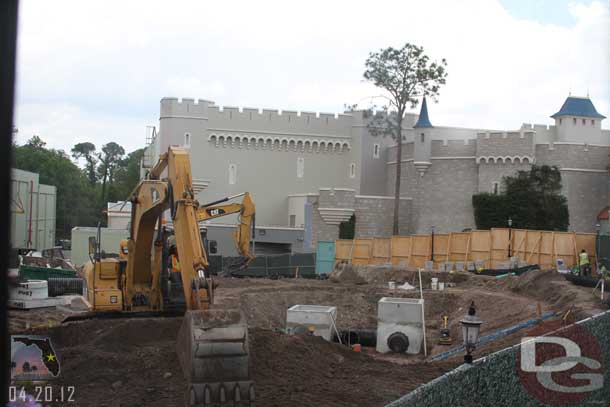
top-left (536, 143), bottom-right (609, 232)
top-left (476, 131), bottom-right (535, 159)
top-left (477, 162), bottom-right (531, 193)
top-left (148, 97), bottom-right (609, 237)
top-left (306, 189), bottom-right (412, 248)
top-left (354, 196), bottom-right (412, 237)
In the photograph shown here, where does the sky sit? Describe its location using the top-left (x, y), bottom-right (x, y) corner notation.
top-left (13, 0), bottom-right (610, 155)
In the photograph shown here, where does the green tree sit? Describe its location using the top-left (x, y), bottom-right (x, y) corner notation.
top-left (108, 148), bottom-right (144, 202)
top-left (362, 43), bottom-right (447, 234)
top-left (472, 165), bottom-right (569, 231)
top-left (97, 142), bottom-right (125, 204)
top-left (339, 214), bottom-right (356, 239)
top-left (71, 142), bottom-right (98, 184)
top-left (25, 135), bottom-right (46, 148)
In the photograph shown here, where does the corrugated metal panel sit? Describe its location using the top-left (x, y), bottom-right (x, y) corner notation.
top-left (37, 184), bottom-right (56, 250)
top-left (11, 168), bottom-right (56, 250)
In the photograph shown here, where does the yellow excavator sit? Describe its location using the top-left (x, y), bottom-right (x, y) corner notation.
top-left (82, 146), bottom-right (256, 406)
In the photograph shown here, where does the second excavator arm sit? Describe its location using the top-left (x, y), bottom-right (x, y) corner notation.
top-left (196, 192), bottom-right (256, 267)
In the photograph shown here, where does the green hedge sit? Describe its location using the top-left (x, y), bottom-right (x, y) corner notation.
top-left (386, 310), bottom-right (610, 407)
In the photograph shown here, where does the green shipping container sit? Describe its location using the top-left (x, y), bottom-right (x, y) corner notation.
top-left (19, 265), bottom-right (76, 281)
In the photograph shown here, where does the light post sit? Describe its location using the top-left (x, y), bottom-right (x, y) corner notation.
top-left (460, 301), bottom-right (483, 364)
top-left (596, 223), bottom-right (601, 272)
top-left (507, 217), bottom-right (513, 258)
top-left (431, 225), bottom-right (435, 262)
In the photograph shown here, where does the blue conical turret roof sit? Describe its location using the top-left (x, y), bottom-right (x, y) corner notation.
top-left (414, 97), bottom-right (433, 128)
top-left (551, 96), bottom-right (606, 119)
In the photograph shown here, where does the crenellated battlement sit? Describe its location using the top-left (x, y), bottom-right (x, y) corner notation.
top-left (160, 97), bottom-right (354, 135)
top-left (476, 130), bottom-right (535, 140)
top-left (430, 139), bottom-right (477, 157)
top-left (475, 130), bottom-right (535, 162)
top-left (209, 104), bottom-right (352, 124)
top-left (160, 97), bottom-right (212, 118)
top-left (522, 123), bottom-right (554, 131)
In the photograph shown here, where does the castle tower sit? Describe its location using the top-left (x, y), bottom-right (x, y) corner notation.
top-left (413, 96), bottom-right (433, 176)
top-left (551, 95), bottom-right (606, 144)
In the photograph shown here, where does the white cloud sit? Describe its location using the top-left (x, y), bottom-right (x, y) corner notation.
top-left (14, 0), bottom-right (610, 154)
top-left (14, 103), bottom-right (145, 154)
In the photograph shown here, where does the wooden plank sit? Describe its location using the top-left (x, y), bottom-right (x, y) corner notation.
top-left (334, 239), bottom-right (352, 262)
top-left (391, 236), bottom-right (411, 266)
top-left (411, 235), bottom-right (431, 269)
top-left (491, 228), bottom-right (510, 268)
top-left (526, 233), bottom-right (542, 264)
top-left (448, 232), bottom-right (470, 262)
top-left (539, 232), bottom-right (554, 269)
top-left (470, 230), bottom-right (492, 267)
top-left (554, 231), bottom-right (577, 267)
top-left (371, 238), bottom-right (391, 264)
top-left (432, 234), bottom-right (449, 264)
top-left (352, 238), bottom-right (373, 265)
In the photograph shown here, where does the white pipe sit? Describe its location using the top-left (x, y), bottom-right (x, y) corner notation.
top-left (418, 268), bottom-right (428, 357)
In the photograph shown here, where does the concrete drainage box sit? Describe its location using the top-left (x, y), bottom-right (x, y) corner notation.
top-left (376, 297), bottom-right (424, 355)
top-left (286, 305), bottom-right (337, 341)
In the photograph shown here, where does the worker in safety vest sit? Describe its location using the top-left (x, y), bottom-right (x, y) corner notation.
top-left (170, 250), bottom-right (181, 273)
top-left (167, 238), bottom-right (182, 294)
top-left (579, 249), bottom-right (590, 276)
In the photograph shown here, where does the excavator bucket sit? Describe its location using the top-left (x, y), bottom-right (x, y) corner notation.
top-left (177, 308), bottom-right (255, 406)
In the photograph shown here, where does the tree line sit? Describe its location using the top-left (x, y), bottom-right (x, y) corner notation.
top-left (13, 135), bottom-right (144, 239)
top-left (472, 165), bottom-right (569, 231)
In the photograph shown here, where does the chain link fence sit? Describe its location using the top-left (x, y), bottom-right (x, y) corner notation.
top-left (208, 253), bottom-right (317, 279)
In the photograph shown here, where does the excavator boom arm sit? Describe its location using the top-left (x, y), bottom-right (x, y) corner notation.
top-left (196, 192), bottom-right (256, 264)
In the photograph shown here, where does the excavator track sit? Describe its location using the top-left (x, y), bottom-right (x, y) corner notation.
top-left (177, 308), bottom-right (254, 407)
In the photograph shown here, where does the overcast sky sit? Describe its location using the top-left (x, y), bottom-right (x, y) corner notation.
top-left (13, 0), bottom-right (610, 155)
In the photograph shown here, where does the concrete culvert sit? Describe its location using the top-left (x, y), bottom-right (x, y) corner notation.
top-left (387, 332), bottom-right (409, 353)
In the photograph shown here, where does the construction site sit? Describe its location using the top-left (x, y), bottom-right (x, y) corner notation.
top-left (5, 0), bottom-right (610, 405)
top-left (7, 146), bottom-right (610, 407)
top-left (8, 261), bottom-right (610, 406)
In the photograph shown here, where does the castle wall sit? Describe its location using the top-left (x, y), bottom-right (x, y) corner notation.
top-left (354, 196), bottom-right (412, 237)
top-left (306, 189), bottom-right (412, 248)
top-left (476, 131), bottom-right (535, 159)
top-left (157, 98), bottom-right (360, 227)
top-left (308, 196), bottom-right (340, 247)
top-left (535, 143), bottom-right (609, 232)
top-left (431, 139), bottom-right (476, 157)
top-left (151, 96), bottom-right (609, 239)
top-left (353, 110), bottom-right (394, 196)
top-left (555, 116), bottom-right (604, 144)
top-left (387, 142), bottom-right (478, 233)
top-left (477, 162), bottom-right (531, 193)
top-left (521, 123), bottom-right (556, 144)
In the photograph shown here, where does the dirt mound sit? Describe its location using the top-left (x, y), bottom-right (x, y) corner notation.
top-left (26, 317), bottom-right (458, 407)
top-left (502, 269), bottom-right (607, 317)
top-left (329, 263), bottom-right (472, 287)
top-left (250, 328), bottom-right (458, 407)
top-left (33, 318), bottom-right (186, 407)
top-left (329, 263), bottom-right (367, 284)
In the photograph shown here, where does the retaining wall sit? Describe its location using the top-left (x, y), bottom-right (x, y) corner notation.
top-left (386, 310), bottom-right (610, 407)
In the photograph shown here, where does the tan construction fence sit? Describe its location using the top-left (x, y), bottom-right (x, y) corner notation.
top-left (335, 228), bottom-right (597, 270)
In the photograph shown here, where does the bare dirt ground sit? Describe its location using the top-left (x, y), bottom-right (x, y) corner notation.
top-left (9, 268), bottom-right (608, 407)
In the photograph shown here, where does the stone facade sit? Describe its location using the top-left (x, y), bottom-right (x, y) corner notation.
top-left (305, 188), bottom-right (412, 247)
top-left (143, 95), bottom-right (609, 249)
